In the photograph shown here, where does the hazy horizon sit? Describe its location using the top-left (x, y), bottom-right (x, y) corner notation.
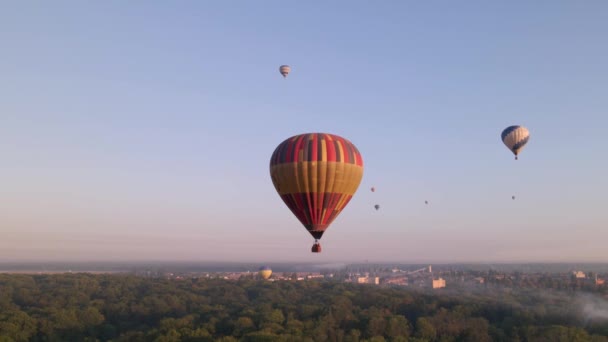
top-left (2, 1), bottom-right (607, 263)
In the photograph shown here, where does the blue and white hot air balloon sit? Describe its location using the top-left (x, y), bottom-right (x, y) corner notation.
top-left (501, 125), bottom-right (530, 160)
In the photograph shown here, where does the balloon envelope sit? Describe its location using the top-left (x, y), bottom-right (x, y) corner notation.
top-left (269, 133), bottom-right (364, 245)
top-left (279, 65), bottom-right (291, 78)
top-left (501, 125), bottom-right (530, 159)
top-left (259, 266), bottom-right (272, 279)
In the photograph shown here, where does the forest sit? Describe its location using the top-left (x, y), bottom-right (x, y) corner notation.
top-left (1, 273), bottom-right (607, 341)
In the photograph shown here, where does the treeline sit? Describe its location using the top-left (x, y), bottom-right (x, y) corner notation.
top-left (0, 274), bottom-right (607, 341)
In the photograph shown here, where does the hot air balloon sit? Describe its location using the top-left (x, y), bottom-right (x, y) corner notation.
top-left (270, 133), bottom-right (364, 253)
top-left (374, 204), bottom-right (380, 210)
top-left (371, 187), bottom-right (375, 192)
top-left (259, 266), bottom-right (272, 280)
top-left (512, 195), bottom-right (516, 200)
top-left (279, 65), bottom-right (291, 78)
top-left (501, 125), bottom-right (530, 160)
top-left (425, 200), bottom-right (428, 205)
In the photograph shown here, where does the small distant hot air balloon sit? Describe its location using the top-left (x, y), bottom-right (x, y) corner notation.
top-left (270, 133), bottom-right (364, 253)
top-left (374, 204), bottom-right (380, 211)
top-left (279, 65), bottom-right (291, 78)
top-left (259, 266), bottom-right (272, 280)
top-left (425, 200), bottom-right (428, 205)
top-left (501, 125), bottom-right (530, 160)
top-left (512, 195), bottom-right (516, 200)
top-left (371, 187), bottom-right (375, 192)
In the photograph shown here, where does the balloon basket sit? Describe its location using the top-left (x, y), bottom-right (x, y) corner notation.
top-left (311, 243), bottom-right (321, 253)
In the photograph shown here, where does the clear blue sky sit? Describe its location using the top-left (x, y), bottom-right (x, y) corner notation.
top-left (1, 1), bottom-right (607, 263)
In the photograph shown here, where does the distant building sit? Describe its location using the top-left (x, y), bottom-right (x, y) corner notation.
top-left (432, 278), bottom-right (446, 289)
top-left (474, 277), bottom-right (485, 284)
top-left (357, 276), bottom-right (380, 285)
top-left (385, 276), bottom-right (408, 286)
top-left (595, 275), bottom-right (605, 285)
top-left (306, 274), bottom-right (324, 279)
top-left (573, 271), bottom-right (586, 279)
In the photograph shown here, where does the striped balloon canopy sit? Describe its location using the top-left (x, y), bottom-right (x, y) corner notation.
top-left (269, 133), bottom-right (364, 253)
top-left (501, 125), bottom-right (530, 160)
top-left (279, 65), bottom-right (291, 78)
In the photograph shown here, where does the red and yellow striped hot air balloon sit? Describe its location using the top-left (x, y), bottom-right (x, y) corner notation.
top-left (269, 133), bottom-right (364, 253)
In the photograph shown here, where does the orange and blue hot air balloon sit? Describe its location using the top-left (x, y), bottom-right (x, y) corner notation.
top-left (501, 125), bottom-right (530, 160)
top-left (269, 133), bottom-right (364, 253)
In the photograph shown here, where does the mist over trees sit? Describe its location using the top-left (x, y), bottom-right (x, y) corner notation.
top-left (1, 273), bottom-right (607, 341)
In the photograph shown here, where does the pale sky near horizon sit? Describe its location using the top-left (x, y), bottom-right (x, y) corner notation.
top-left (1, 1), bottom-right (607, 263)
